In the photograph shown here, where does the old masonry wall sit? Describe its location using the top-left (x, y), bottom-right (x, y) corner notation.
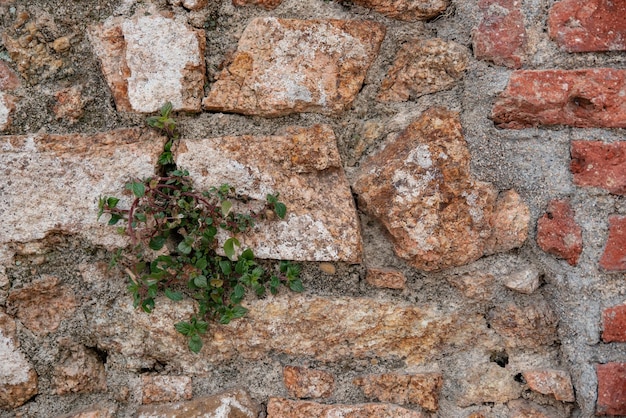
top-left (1, 0), bottom-right (626, 416)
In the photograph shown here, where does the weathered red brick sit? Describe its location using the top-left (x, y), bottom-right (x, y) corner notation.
top-left (549, 0), bottom-right (626, 52)
top-left (596, 363), bottom-right (626, 416)
top-left (571, 141), bottom-right (626, 195)
top-left (602, 305), bottom-right (626, 342)
top-left (492, 69), bottom-right (626, 129)
top-left (600, 216), bottom-right (626, 271)
top-left (536, 199), bottom-right (583, 266)
top-left (472, 0), bottom-right (527, 68)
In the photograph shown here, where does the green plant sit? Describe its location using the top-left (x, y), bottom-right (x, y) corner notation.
top-left (98, 102), bottom-right (302, 353)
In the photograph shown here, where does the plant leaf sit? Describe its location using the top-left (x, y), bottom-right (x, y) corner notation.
top-left (178, 239), bottom-right (193, 255)
top-left (274, 202), bottom-right (287, 219)
top-left (130, 182), bottom-right (145, 198)
top-left (165, 288), bottom-right (184, 301)
top-left (289, 278), bottom-right (304, 293)
top-left (221, 200), bottom-right (232, 217)
top-left (219, 260), bottom-right (232, 275)
top-left (223, 237), bottom-right (240, 261)
top-left (175, 321), bottom-right (193, 336)
top-left (188, 334), bottom-right (203, 353)
top-left (149, 236), bottom-right (166, 251)
top-left (194, 275), bottom-right (208, 288)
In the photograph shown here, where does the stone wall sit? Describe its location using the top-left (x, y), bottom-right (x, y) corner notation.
top-left (0, 0), bottom-right (625, 416)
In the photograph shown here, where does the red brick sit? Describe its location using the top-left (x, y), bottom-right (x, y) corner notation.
top-left (603, 305), bottom-right (626, 342)
top-left (549, 0), bottom-right (626, 52)
top-left (492, 69), bottom-right (626, 129)
top-left (596, 363), bottom-right (626, 416)
top-left (472, 0), bottom-right (527, 69)
top-left (600, 216), bottom-right (626, 271)
top-left (536, 200), bottom-right (582, 266)
top-left (571, 141), bottom-right (626, 195)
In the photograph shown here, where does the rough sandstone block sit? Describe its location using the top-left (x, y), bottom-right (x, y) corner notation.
top-left (492, 69), bottom-right (626, 129)
top-left (571, 140), bottom-right (626, 195)
top-left (89, 12), bottom-right (205, 113)
top-left (549, 0), bottom-right (626, 52)
top-left (344, 0), bottom-right (449, 21)
top-left (472, 0), bottom-right (528, 68)
top-left (600, 215), bottom-right (626, 271)
top-left (135, 389), bottom-right (258, 418)
top-left (55, 406), bottom-right (114, 418)
top-left (232, 0), bottom-right (283, 9)
top-left (378, 38), bottom-right (469, 102)
top-left (602, 305), bottom-right (626, 343)
top-left (175, 125), bottom-right (362, 262)
top-left (266, 397), bottom-right (424, 417)
top-left (365, 268), bottom-right (407, 289)
top-left (457, 363), bottom-right (522, 407)
top-left (487, 298), bottom-right (558, 348)
top-left (52, 342), bottom-right (107, 395)
top-left (536, 199), bottom-right (583, 266)
top-left (596, 363), bottom-right (626, 416)
top-left (203, 18), bottom-right (385, 117)
top-left (0, 61), bottom-right (20, 131)
top-left (353, 107), bottom-right (529, 271)
top-left (353, 372), bottom-right (443, 411)
top-left (504, 266), bottom-right (541, 294)
top-left (522, 369), bottom-right (575, 402)
top-left (283, 366), bottom-right (334, 399)
top-left (141, 375), bottom-right (192, 404)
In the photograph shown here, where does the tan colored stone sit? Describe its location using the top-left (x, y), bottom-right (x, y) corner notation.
top-left (267, 397), bottom-right (424, 417)
top-left (345, 0), bottom-right (449, 21)
top-left (353, 107), bottom-right (529, 271)
top-left (0, 128), bottom-right (163, 248)
top-left (55, 406), bottom-right (114, 418)
top-left (0, 311), bottom-right (38, 410)
top-left (522, 369), bottom-right (574, 402)
top-left (504, 267), bottom-right (540, 295)
top-left (51, 36), bottom-right (71, 53)
top-left (283, 366), bottom-right (334, 399)
top-left (141, 375), bottom-right (192, 404)
top-left (7, 276), bottom-right (77, 335)
top-left (89, 11), bottom-right (205, 113)
top-left (170, 0), bottom-right (209, 10)
top-left (232, 0), bottom-right (282, 9)
top-left (93, 295), bottom-right (493, 372)
top-left (53, 86), bottom-right (84, 124)
top-left (353, 372), bottom-right (442, 411)
top-left (319, 262), bottom-right (337, 275)
top-left (203, 18), bottom-right (385, 117)
top-left (507, 399), bottom-right (564, 418)
top-left (175, 125), bottom-right (362, 262)
top-left (458, 363), bottom-right (522, 407)
top-left (136, 389), bottom-right (259, 418)
top-left (487, 298), bottom-right (558, 348)
top-left (378, 38), bottom-right (469, 102)
top-left (365, 268), bottom-right (407, 289)
top-left (446, 273), bottom-right (494, 300)
top-left (0, 92), bottom-right (16, 131)
top-left (52, 341), bottom-right (107, 395)
top-left (0, 61), bottom-right (21, 91)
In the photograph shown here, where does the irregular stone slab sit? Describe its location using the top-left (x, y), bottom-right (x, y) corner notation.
top-left (507, 400), bottom-right (564, 418)
top-left (457, 363), bottom-right (522, 407)
top-left (0, 62), bottom-right (19, 131)
top-left (344, 0), bottom-right (448, 21)
top-left (353, 372), bottom-right (443, 411)
top-left (522, 369), bottom-right (575, 402)
top-left (169, 0), bottom-right (208, 10)
top-left (353, 107), bottom-right (529, 271)
top-left (0, 92), bottom-right (15, 131)
top-left (600, 215), bottom-right (626, 271)
top-left (52, 342), bottom-right (107, 395)
top-left (0, 61), bottom-right (21, 91)
top-left (267, 397), bottom-right (424, 417)
top-left (89, 12), bottom-right (205, 113)
top-left (0, 128), bottom-right (163, 247)
top-left (365, 267), bottom-right (407, 289)
top-left (92, 295), bottom-right (493, 372)
top-left (596, 363), bottom-right (626, 416)
top-left (175, 125), bottom-right (362, 262)
top-left (504, 266), bottom-right (540, 294)
top-left (203, 18), bottom-right (385, 117)
top-left (549, 0), bottom-right (626, 52)
top-left (141, 375), bottom-right (192, 404)
top-left (487, 298), bottom-right (558, 348)
top-left (571, 140), bottom-right (626, 195)
top-left (7, 276), bottom-right (77, 335)
top-left (446, 273), bottom-right (495, 301)
top-left (53, 86), bottom-right (84, 124)
top-left (472, 0), bottom-right (528, 69)
top-left (378, 38), bottom-right (469, 102)
top-left (0, 311), bottom-right (38, 410)
top-left (136, 389), bottom-right (259, 418)
top-left (536, 199), bottom-right (583, 266)
top-left (232, 0), bottom-right (282, 9)
top-left (55, 406), bottom-right (115, 418)
top-left (492, 69), bottom-right (626, 129)
top-left (283, 366), bottom-right (334, 399)
top-left (602, 305), bottom-right (626, 343)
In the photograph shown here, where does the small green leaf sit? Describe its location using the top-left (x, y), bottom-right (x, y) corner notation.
top-left (178, 240), bottom-right (193, 255)
top-left (241, 248), bottom-right (254, 260)
top-left (289, 279), bottom-right (304, 293)
top-left (141, 297), bottom-right (155, 313)
top-left (233, 284), bottom-right (245, 299)
top-left (188, 334), bottom-right (203, 353)
top-left (223, 237), bottom-right (240, 261)
top-left (195, 257), bottom-right (208, 270)
top-left (107, 197), bottom-right (120, 208)
top-left (194, 275), bottom-right (208, 288)
top-left (161, 101), bottom-right (173, 117)
top-left (231, 305), bottom-right (248, 319)
top-left (221, 200), bottom-right (233, 217)
top-left (266, 193), bottom-right (278, 204)
top-left (108, 214), bottom-right (122, 225)
top-left (130, 182), bottom-right (145, 198)
top-left (149, 236), bottom-right (166, 251)
top-left (175, 321), bottom-right (193, 336)
top-left (165, 288), bottom-right (184, 301)
top-left (209, 278), bottom-right (224, 288)
top-left (274, 202), bottom-right (287, 219)
top-left (135, 212), bottom-right (147, 222)
top-left (219, 260), bottom-right (232, 275)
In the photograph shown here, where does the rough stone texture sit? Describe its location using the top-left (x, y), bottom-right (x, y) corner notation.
top-left (169, 0), bottom-right (208, 10)
top-left (602, 304), bottom-right (626, 343)
top-left (141, 375), bottom-right (192, 404)
top-left (0, 61), bottom-right (21, 91)
top-left (353, 107), bottom-right (529, 271)
top-left (571, 140), bottom-right (626, 195)
top-left (0, 92), bottom-right (16, 131)
top-left (283, 366), bottom-right (334, 399)
top-left (364, 268), bottom-right (407, 289)
top-left (0, 128), bottom-right (163, 247)
top-left (7, 276), bottom-right (77, 335)
top-left (353, 372), bottom-right (442, 411)
top-left (492, 69), bottom-right (626, 129)
top-left (487, 298), bottom-right (558, 348)
top-left (52, 341), bottom-right (107, 395)
top-left (232, 0), bottom-right (282, 9)
top-left (136, 389), bottom-right (259, 418)
top-left (93, 295), bottom-right (493, 372)
top-left (175, 125), bottom-right (362, 262)
top-left (53, 86), bottom-right (84, 124)
top-left (522, 369), bottom-right (575, 402)
top-left (55, 406), bottom-right (114, 418)
top-left (448, 272), bottom-right (495, 300)
top-left (0, 61), bottom-right (19, 131)
top-left (203, 18), bottom-right (385, 117)
top-left (548, 0), bottom-right (626, 52)
top-left (536, 199), bottom-right (583, 266)
top-left (457, 363), bottom-right (522, 407)
top-left (377, 38), bottom-right (469, 102)
top-left (89, 12), bottom-right (205, 113)
top-left (504, 266), bottom-right (541, 295)
top-left (0, 311), bottom-right (38, 410)
top-left (599, 215), bottom-right (626, 271)
top-left (507, 400), bottom-right (563, 418)
top-left (472, 0), bottom-right (528, 69)
top-left (596, 363), bottom-right (626, 416)
top-left (266, 397), bottom-right (424, 417)
top-left (344, 0), bottom-right (449, 21)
